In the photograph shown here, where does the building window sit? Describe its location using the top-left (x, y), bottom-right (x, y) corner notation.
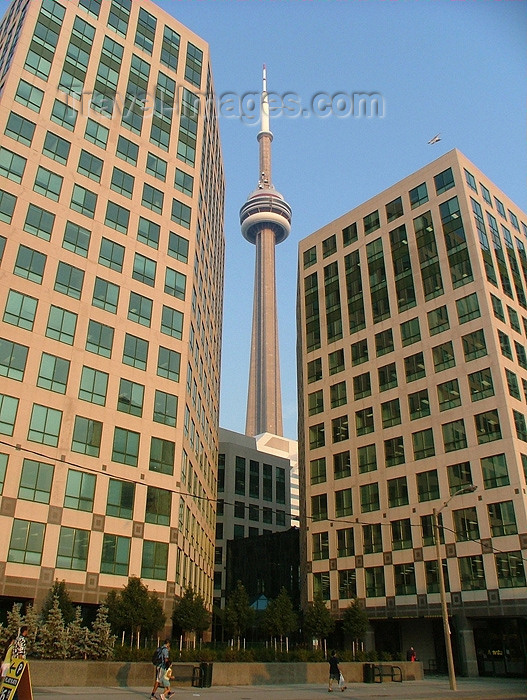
top-left (71, 416), bottom-right (102, 457)
top-left (378, 362), bottom-right (397, 391)
top-left (133, 253), bottom-right (156, 287)
top-left (462, 329), bottom-right (487, 361)
top-left (70, 184), bottom-right (97, 218)
top-left (146, 152), bottom-right (167, 181)
top-left (495, 552), bottom-right (526, 589)
top-left (105, 201), bottom-right (130, 234)
top-left (168, 232), bottom-right (189, 263)
top-left (37, 353), bottom-right (69, 394)
top-left (14, 245), bottom-right (46, 284)
top-left (0, 190), bottom-right (16, 224)
top-left (24, 204), bottom-right (55, 240)
top-left (8, 519), bottom-right (45, 565)
top-left (312, 532), bottom-right (329, 561)
top-left (481, 453), bottom-right (509, 489)
top-left (363, 210), bottom-right (380, 235)
top-left (78, 150), bottom-right (103, 181)
top-left (360, 483), bottom-right (380, 513)
top-left (145, 486), bottom-right (171, 526)
top-left (322, 234), bottom-right (337, 258)
top-left (46, 306), bottom-right (77, 345)
top-left (342, 222), bottom-right (358, 246)
top-left (427, 305), bottom-right (449, 336)
top-left (434, 167), bottom-right (455, 194)
top-left (335, 488), bottom-right (352, 517)
top-left (459, 555), bottom-right (485, 590)
top-left (92, 277), bottom-right (119, 313)
top-left (101, 534), bottom-right (130, 576)
top-left (117, 379), bottom-right (144, 417)
top-left (365, 566), bottom-right (385, 597)
top-left (409, 182), bottom-right (428, 209)
top-left (384, 437), bottom-right (404, 468)
top-left (416, 470), bottom-right (439, 502)
top-left (338, 570), bottom-right (357, 599)
top-left (84, 118), bottom-right (109, 148)
top-left (122, 333), bottom-right (148, 370)
top-left (128, 292), bottom-right (153, 327)
top-left (337, 528), bottom-right (354, 557)
top-left (442, 419), bottom-right (467, 452)
top-left (432, 342), bottom-right (455, 372)
top-left (153, 390), bottom-right (177, 427)
top-left (381, 398), bottom-right (401, 428)
top-left (475, 410), bottom-right (502, 443)
top-left (437, 379), bottom-right (461, 411)
top-left (157, 346), bottom-right (180, 381)
top-left (408, 389), bottom-right (431, 420)
top-left (328, 348), bottom-right (345, 375)
top-left (116, 135), bottom-right (138, 165)
top-left (400, 317), bottom-right (420, 346)
top-left (392, 518), bottom-right (412, 550)
top-left (3, 291), bottom-right (37, 331)
top-left (55, 262), bottom-right (84, 300)
top-left (18, 459), bottom-right (54, 504)
top-left (78, 366), bottom-right (108, 406)
top-left (358, 443), bottom-right (377, 473)
top-left (149, 437), bottom-right (174, 475)
top-left (309, 423), bottom-right (325, 449)
top-left (488, 501), bottom-right (517, 537)
top-left (138, 217), bottom-right (160, 249)
top-left (394, 563), bottom-right (416, 596)
top-left (332, 415), bottom-right (349, 443)
top-left (85, 320), bottom-right (113, 358)
top-left (405, 351), bottom-right (426, 381)
top-left (0, 339), bottom-right (28, 381)
top-left (64, 469), bottom-right (96, 511)
top-left (311, 494), bottom-right (328, 522)
top-left (375, 328), bottom-right (394, 356)
top-left (112, 427), bottom-right (140, 466)
top-left (351, 339), bottom-right (368, 366)
top-left (171, 198), bottom-right (191, 228)
top-left (456, 293), bottom-right (480, 324)
top-left (412, 428), bottom-right (435, 461)
top-left (468, 368), bottom-right (494, 402)
top-left (352, 374), bottom-right (370, 400)
top-left (106, 478), bottom-right (135, 519)
top-left (27, 404), bottom-right (61, 446)
top-left (175, 168), bottom-right (193, 196)
top-left (363, 523), bottom-right (382, 554)
top-left (5, 112), bottom-right (35, 146)
top-left (99, 238), bottom-right (125, 272)
top-left (142, 183), bottom-right (164, 214)
top-left (313, 571), bottom-right (331, 600)
top-left (333, 451), bottom-right (351, 480)
top-left (0, 147), bottom-right (26, 183)
top-left (453, 506), bottom-right (479, 542)
top-left (447, 461), bottom-right (472, 495)
top-left (140, 540), bottom-right (168, 580)
top-left (56, 527), bottom-right (90, 570)
top-left (15, 79), bottom-right (44, 112)
top-left (63, 221), bottom-right (90, 258)
top-left (51, 99), bottom-right (77, 131)
top-left (161, 306), bottom-right (183, 339)
top-left (388, 476), bottom-right (408, 508)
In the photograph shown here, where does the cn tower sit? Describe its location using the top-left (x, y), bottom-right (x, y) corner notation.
top-left (240, 66), bottom-right (292, 437)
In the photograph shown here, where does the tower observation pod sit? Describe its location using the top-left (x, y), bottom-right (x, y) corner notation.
top-left (240, 66), bottom-right (292, 437)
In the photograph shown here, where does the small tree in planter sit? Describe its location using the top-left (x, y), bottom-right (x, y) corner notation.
top-left (172, 587), bottom-right (210, 650)
top-left (303, 592), bottom-right (334, 657)
top-left (87, 604), bottom-right (115, 659)
top-left (35, 596), bottom-right (67, 659)
top-left (41, 580), bottom-right (75, 625)
top-left (342, 597), bottom-right (369, 659)
top-left (262, 587), bottom-right (298, 653)
top-left (67, 607), bottom-right (90, 659)
top-left (223, 581), bottom-right (254, 651)
top-left (106, 576), bottom-right (165, 648)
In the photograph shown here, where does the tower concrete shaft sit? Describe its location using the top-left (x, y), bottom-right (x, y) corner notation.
top-left (240, 66), bottom-right (292, 437)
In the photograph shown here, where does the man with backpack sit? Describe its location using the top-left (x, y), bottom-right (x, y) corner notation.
top-left (150, 639), bottom-right (172, 699)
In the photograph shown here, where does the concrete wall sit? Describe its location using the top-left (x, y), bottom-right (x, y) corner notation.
top-left (28, 660), bottom-right (424, 687)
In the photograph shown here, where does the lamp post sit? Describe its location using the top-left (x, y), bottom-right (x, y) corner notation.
top-left (432, 484), bottom-right (477, 691)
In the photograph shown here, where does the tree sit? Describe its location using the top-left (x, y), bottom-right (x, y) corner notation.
top-left (106, 577), bottom-right (166, 645)
top-left (35, 596), bottom-right (68, 659)
top-left (41, 580), bottom-right (75, 625)
top-left (223, 581), bottom-right (254, 647)
top-left (23, 604), bottom-right (40, 656)
top-left (172, 588), bottom-right (210, 648)
top-left (342, 597), bottom-right (369, 655)
top-left (87, 604), bottom-right (115, 659)
top-left (262, 588), bottom-right (298, 651)
top-left (303, 592), bottom-right (334, 651)
top-left (67, 607), bottom-right (90, 659)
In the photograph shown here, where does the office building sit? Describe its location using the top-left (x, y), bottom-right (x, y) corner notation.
top-left (298, 149), bottom-right (527, 676)
top-left (0, 0), bottom-right (224, 622)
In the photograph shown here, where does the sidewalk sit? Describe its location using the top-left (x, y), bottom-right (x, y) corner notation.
top-left (33, 676), bottom-right (527, 700)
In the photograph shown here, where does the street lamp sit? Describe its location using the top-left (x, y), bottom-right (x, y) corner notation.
top-left (432, 484), bottom-right (477, 691)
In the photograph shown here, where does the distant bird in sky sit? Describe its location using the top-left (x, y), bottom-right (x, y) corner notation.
top-left (428, 133), bottom-right (441, 144)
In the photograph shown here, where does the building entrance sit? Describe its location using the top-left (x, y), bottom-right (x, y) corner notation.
top-left (473, 618), bottom-right (527, 677)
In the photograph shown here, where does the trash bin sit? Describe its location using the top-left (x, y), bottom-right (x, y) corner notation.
top-left (200, 661), bottom-right (213, 688)
top-left (363, 663), bottom-right (374, 683)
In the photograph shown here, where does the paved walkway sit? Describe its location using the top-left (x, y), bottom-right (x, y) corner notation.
top-left (33, 677), bottom-right (527, 700)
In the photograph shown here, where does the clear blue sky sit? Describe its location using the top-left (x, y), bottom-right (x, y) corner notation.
top-left (4, 0), bottom-right (525, 440)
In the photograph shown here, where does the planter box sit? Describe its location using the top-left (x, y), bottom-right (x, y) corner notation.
top-left (29, 660), bottom-right (423, 687)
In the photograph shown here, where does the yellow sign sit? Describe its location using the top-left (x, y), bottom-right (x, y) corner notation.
top-left (0, 658), bottom-right (33, 700)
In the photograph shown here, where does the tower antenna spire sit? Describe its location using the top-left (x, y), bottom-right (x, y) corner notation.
top-left (240, 67), bottom-right (292, 437)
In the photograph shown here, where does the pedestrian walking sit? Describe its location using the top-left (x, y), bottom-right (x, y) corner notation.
top-left (406, 646), bottom-right (417, 662)
top-left (150, 639), bottom-right (171, 699)
top-left (159, 665), bottom-right (174, 700)
top-left (13, 626), bottom-right (28, 660)
top-left (328, 650), bottom-right (346, 692)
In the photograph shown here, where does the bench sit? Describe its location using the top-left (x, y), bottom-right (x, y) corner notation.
top-left (373, 664), bottom-right (403, 682)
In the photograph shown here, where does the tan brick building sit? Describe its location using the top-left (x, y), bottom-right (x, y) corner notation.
top-left (0, 0), bottom-right (224, 623)
top-left (298, 149), bottom-right (527, 676)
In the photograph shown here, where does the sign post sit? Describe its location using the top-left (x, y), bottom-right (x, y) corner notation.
top-left (0, 658), bottom-right (33, 700)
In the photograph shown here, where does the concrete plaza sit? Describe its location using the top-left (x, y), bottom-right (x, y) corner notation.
top-left (33, 677), bottom-right (527, 700)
